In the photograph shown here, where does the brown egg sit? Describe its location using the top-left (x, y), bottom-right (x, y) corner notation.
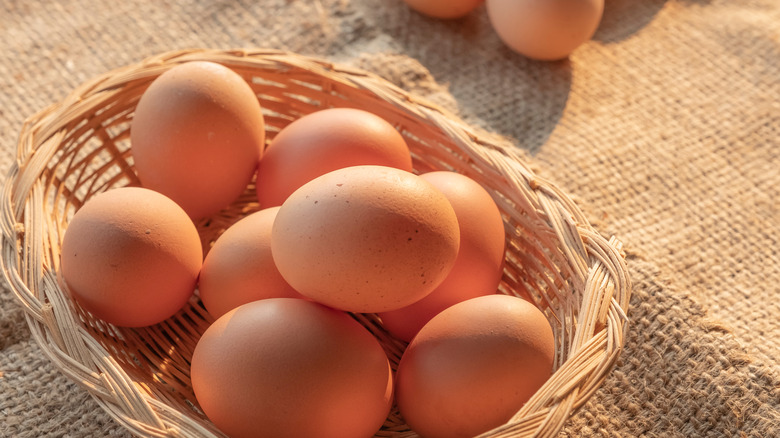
top-left (402, 0), bottom-right (484, 19)
top-left (198, 207), bottom-right (304, 320)
top-left (486, 0), bottom-right (604, 60)
top-left (379, 171), bottom-right (506, 342)
top-left (60, 187), bottom-right (203, 327)
top-left (131, 61), bottom-right (265, 220)
top-left (255, 108), bottom-right (413, 208)
top-left (271, 165), bottom-right (460, 313)
top-left (190, 298), bottom-right (394, 438)
top-left (395, 294), bottom-right (555, 438)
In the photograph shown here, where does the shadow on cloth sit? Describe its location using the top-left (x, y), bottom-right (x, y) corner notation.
top-left (594, 0), bottom-right (713, 43)
top-left (343, 2), bottom-right (573, 155)
top-left (593, 0), bottom-right (669, 43)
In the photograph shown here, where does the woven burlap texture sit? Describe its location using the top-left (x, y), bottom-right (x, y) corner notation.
top-left (1, 0), bottom-right (779, 437)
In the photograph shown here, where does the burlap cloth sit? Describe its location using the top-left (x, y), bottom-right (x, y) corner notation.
top-left (2, 0), bottom-right (779, 436)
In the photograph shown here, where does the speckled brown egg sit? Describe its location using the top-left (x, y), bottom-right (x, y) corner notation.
top-left (379, 171), bottom-right (506, 342)
top-left (270, 165), bottom-right (460, 313)
top-left (60, 187), bottom-right (203, 327)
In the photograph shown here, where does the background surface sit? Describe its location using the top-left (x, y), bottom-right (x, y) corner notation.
top-left (2, 0), bottom-right (779, 436)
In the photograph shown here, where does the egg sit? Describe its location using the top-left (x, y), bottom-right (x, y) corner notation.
top-left (402, 0), bottom-right (484, 19)
top-left (130, 61), bottom-right (265, 220)
top-left (271, 165), bottom-right (460, 313)
top-left (198, 207), bottom-right (304, 320)
top-left (255, 108), bottom-right (413, 208)
top-left (379, 171), bottom-right (506, 342)
top-left (190, 298), bottom-right (393, 438)
top-left (60, 187), bottom-right (202, 327)
top-left (395, 294), bottom-right (555, 438)
top-left (486, 0), bottom-right (604, 60)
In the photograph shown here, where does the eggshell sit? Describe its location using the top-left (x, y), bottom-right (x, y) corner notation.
top-left (198, 207), bottom-right (304, 320)
top-left (486, 0), bottom-right (604, 60)
top-left (60, 187), bottom-right (202, 327)
top-left (271, 165), bottom-right (460, 313)
top-left (131, 61), bottom-right (265, 220)
top-left (402, 0), bottom-right (484, 19)
top-left (190, 298), bottom-right (393, 438)
top-left (379, 171), bottom-right (506, 342)
top-left (395, 294), bottom-right (555, 438)
top-left (255, 108), bottom-right (413, 208)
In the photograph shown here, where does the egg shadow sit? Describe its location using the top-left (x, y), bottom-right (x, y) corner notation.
top-left (594, 0), bottom-right (712, 43)
top-left (592, 0), bottom-right (668, 43)
top-left (337, 2), bottom-right (573, 156)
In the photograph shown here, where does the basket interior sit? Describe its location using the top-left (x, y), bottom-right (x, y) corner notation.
top-left (25, 53), bottom-right (590, 436)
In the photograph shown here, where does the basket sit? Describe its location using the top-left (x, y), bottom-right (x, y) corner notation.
top-left (1, 48), bottom-right (631, 438)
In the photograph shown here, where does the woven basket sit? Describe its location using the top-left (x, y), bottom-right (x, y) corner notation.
top-left (1, 48), bottom-right (631, 438)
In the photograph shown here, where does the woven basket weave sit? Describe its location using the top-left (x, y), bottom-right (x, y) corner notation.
top-left (1, 48), bottom-right (631, 438)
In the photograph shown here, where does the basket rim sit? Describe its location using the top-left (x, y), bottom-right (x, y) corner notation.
top-left (0, 47), bottom-right (632, 438)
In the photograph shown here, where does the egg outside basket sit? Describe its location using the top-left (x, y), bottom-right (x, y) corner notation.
top-left (1, 48), bottom-right (631, 438)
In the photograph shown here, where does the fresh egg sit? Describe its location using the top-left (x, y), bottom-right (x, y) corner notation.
top-left (131, 61), bottom-right (265, 220)
top-left (60, 187), bottom-right (202, 327)
top-left (255, 108), bottom-right (413, 208)
top-left (486, 0), bottom-right (604, 60)
top-left (379, 171), bottom-right (506, 342)
top-left (271, 165), bottom-right (460, 313)
top-left (198, 207), bottom-right (304, 320)
top-left (190, 298), bottom-right (394, 438)
top-left (402, 0), bottom-right (484, 19)
top-left (395, 294), bottom-right (555, 438)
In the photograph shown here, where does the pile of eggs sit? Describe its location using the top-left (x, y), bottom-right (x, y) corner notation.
top-left (60, 61), bottom-right (555, 438)
top-left (402, 0), bottom-right (605, 61)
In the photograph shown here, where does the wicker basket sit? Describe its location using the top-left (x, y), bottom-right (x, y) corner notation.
top-left (1, 48), bottom-right (631, 438)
